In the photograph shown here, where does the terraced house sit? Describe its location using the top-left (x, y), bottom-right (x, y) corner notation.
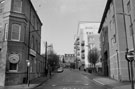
top-left (0, 0), bottom-right (45, 86)
top-left (98, 0), bottom-right (135, 81)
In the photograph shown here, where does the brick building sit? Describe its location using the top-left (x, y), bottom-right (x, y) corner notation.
top-left (98, 0), bottom-right (135, 81)
top-left (0, 0), bottom-right (45, 86)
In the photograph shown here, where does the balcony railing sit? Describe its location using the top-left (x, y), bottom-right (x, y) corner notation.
top-left (81, 49), bottom-right (85, 52)
top-left (81, 41), bottom-right (85, 46)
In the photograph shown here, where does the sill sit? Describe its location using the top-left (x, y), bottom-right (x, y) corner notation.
top-left (8, 70), bottom-right (18, 73)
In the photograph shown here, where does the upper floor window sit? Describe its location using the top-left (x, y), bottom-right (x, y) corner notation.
top-left (36, 40), bottom-right (38, 52)
top-left (11, 24), bottom-right (21, 41)
top-left (4, 23), bottom-right (8, 41)
top-left (31, 36), bottom-right (35, 50)
top-left (33, 15), bottom-right (35, 26)
top-left (13, 0), bottom-right (22, 13)
top-left (0, 0), bottom-right (5, 14)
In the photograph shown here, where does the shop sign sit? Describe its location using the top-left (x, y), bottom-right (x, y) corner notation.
top-left (30, 49), bottom-right (36, 56)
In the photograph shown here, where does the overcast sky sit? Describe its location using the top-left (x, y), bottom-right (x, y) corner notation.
top-left (31, 0), bottom-right (107, 55)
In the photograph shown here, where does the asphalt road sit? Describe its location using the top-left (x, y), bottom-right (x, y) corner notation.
top-left (34, 69), bottom-right (107, 89)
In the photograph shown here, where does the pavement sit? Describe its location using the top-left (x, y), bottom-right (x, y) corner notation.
top-left (0, 69), bottom-right (134, 89)
top-left (81, 70), bottom-right (134, 89)
top-left (0, 72), bottom-right (56, 89)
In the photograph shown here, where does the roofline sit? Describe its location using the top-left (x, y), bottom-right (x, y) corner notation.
top-left (77, 21), bottom-right (100, 36)
top-left (29, 0), bottom-right (42, 25)
top-left (98, 0), bottom-right (112, 33)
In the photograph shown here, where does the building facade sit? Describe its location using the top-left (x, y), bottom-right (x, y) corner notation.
top-left (98, 0), bottom-right (135, 81)
top-left (64, 54), bottom-right (75, 68)
top-left (47, 44), bottom-right (54, 55)
top-left (75, 22), bottom-right (100, 69)
top-left (0, 0), bottom-right (45, 86)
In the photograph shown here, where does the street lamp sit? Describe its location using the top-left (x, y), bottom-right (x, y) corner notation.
top-left (27, 29), bottom-right (41, 87)
top-left (26, 60), bottom-right (30, 87)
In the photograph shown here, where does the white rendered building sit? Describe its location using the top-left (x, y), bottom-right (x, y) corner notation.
top-left (76, 22), bottom-right (100, 69)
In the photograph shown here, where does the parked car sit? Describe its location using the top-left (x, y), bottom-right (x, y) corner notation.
top-left (57, 67), bottom-right (64, 73)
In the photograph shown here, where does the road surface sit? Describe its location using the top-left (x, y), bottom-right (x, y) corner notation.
top-left (34, 69), bottom-right (107, 89)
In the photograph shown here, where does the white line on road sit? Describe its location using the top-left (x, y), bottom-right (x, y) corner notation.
top-left (84, 84), bottom-right (89, 86)
top-left (52, 84), bottom-right (56, 86)
top-left (93, 79), bottom-right (105, 85)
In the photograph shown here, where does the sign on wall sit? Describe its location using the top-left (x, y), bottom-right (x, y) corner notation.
top-left (8, 54), bottom-right (20, 63)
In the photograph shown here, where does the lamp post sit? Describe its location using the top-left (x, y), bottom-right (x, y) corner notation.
top-left (27, 29), bottom-right (41, 87)
top-left (26, 60), bottom-right (30, 87)
top-left (45, 42), bottom-right (48, 76)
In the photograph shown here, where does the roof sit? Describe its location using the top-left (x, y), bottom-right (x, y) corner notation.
top-left (98, 0), bottom-right (112, 33)
top-left (28, 0), bottom-right (42, 25)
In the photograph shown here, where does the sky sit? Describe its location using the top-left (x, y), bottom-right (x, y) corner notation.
top-left (31, 0), bottom-right (107, 55)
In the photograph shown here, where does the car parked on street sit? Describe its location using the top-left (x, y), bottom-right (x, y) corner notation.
top-left (57, 67), bottom-right (64, 73)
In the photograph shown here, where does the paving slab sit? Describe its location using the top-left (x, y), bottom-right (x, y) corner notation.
top-left (0, 84), bottom-right (38, 89)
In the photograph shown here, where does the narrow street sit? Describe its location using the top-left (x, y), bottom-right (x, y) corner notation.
top-left (34, 69), bottom-right (107, 89)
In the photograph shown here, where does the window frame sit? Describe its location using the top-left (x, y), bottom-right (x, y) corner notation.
top-left (12, 0), bottom-right (22, 13)
top-left (11, 24), bottom-right (21, 41)
top-left (9, 63), bottom-right (18, 72)
top-left (4, 23), bottom-right (8, 41)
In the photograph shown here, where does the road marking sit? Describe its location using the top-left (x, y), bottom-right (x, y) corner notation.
top-left (93, 79), bottom-right (105, 85)
top-left (84, 84), bottom-right (89, 86)
top-left (52, 84), bottom-right (56, 86)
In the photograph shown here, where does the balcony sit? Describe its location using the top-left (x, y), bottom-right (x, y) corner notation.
top-left (81, 49), bottom-right (85, 52)
top-left (77, 37), bottom-right (79, 41)
top-left (76, 41), bottom-right (80, 45)
top-left (77, 52), bottom-right (80, 56)
top-left (81, 41), bottom-right (85, 46)
top-left (81, 54), bottom-right (85, 59)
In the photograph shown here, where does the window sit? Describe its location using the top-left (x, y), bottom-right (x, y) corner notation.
top-left (33, 15), bottom-right (35, 26)
top-left (36, 40), bottom-right (38, 52)
top-left (13, 0), bottom-right (22, 13)
top-left (4, 23), bottom-right (8, 41)
top-left (30, 66), bottom-right (33, 73)
top-left (0, 0), bottom-right (5, 14)
top-left (24, 25), bottom-right (26, 42)
top-left (38, 42), bottom-right (40, 53)
top-left (37, 22), bottom-right (38, 30)
top-left (11, 24), bottom-right (21, 41)
top-left (31, 36), bottom-right (34, 49)
top-left (9, 63), bottom-right (18, 72)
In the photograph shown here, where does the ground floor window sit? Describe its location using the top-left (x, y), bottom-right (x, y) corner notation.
top-left (9, 63), bottom-right (18, 72)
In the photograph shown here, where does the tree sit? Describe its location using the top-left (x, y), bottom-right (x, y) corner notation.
top-left (88, 48), bottom-right (99, 72)
top-left (48, 52), bottom-right (60, 71)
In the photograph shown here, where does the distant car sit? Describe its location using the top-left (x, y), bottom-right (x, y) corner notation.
top-left (57, 67), bottom-right (64, 73)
